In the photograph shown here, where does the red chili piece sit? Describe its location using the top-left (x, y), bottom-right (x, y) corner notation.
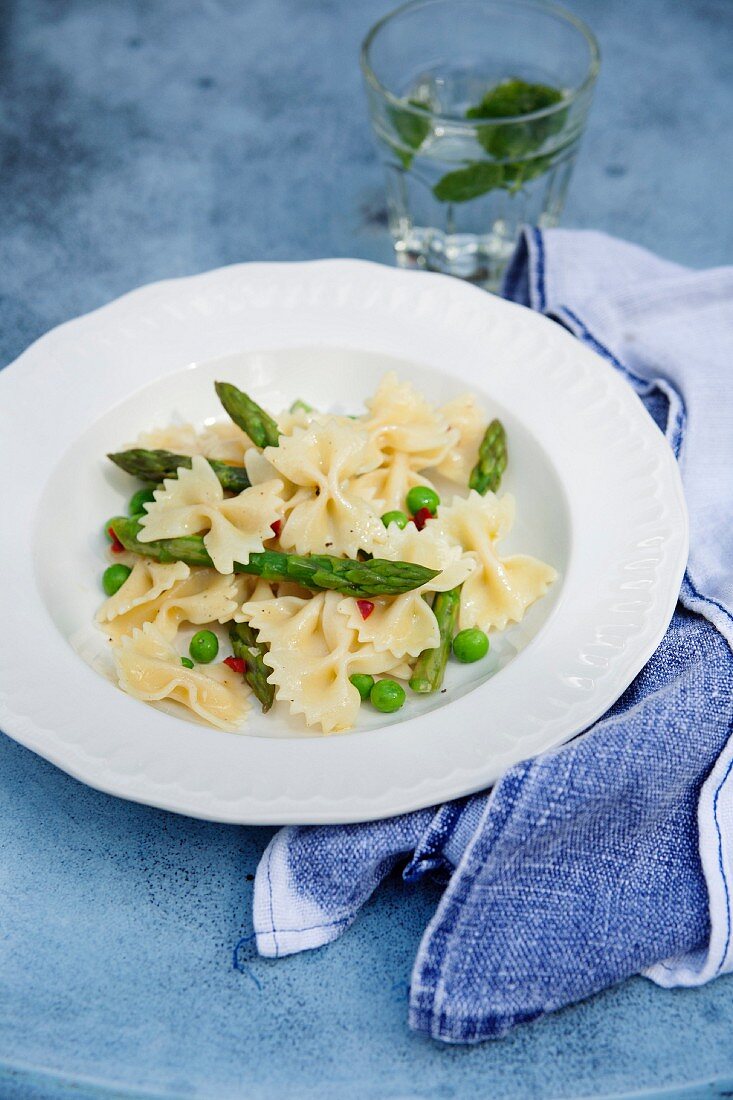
top-left (107, 526), bottom-right (125, 553)
top-left (412, 507), bottom-right (432, 531)
top-left (224, 656), bottom-right (246, 675)
top-left (356, 599), bottom-right (375, 620)
top-left (270, 520), bottom-right (283, 537)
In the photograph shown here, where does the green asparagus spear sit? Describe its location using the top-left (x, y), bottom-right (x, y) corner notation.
top-left (108, 516), bottom-right (439, 598)
top-left (229, 622), bottom-right (275, 713)
top-left (108, 449), bottom-right (250, 494)
top-left (409, 420), bottom-right (508, 691)
top-left (409, 586), bottom-right (461, 694)
top-left (215, 382), bottom-right (281, 449)
top-left (468, 418), bottom-right (508, 495)
top-left (110, 516), bottom-right (213, 565)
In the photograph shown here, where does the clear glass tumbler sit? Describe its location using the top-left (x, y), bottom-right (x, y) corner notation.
top-left (361, 0), bottom-right (600, 290)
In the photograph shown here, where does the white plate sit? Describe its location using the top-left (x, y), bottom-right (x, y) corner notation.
top-left (0, 260), bottom-right (687, 824)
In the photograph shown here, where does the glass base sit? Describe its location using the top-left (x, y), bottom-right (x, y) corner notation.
top-left (393, 225), bottom-right (522, 292)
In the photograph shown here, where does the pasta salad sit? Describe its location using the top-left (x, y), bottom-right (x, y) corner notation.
top-left (98, 373), bottom-right (556, 734)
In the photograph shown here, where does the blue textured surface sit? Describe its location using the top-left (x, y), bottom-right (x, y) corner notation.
top-left (1, 0), bottom-right (733, 1095)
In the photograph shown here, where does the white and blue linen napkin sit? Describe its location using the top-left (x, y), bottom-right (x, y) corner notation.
top-left (251, 230), bottom-right (733, 1043)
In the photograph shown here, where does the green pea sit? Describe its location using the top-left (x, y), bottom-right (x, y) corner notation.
top-left (102, 563), bottom-right (132, 597)
top-left (189, 630), bottom-right (219, 664)
top-left (180, 657), bottom-right (195, 669)
top-left (349, 673), bottom-right (375, 701)
top-left (406, 485), bottom-right (440, 516)
top-left (370, 679), bottom-right (406, 714)
top-left (452, 628), bottom-right (490, 663)
top-left (381, 510), bottom-right (409, 530)
top-left (129, 487), bottom-right (157, 516)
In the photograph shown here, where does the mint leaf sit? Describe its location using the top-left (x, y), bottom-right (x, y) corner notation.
top-left (501, 152), bottom-right (555, 193)
top-left (416, 80), bottom-right (568, 203)
top-left (388, 97), bottom-right (431, 169)
top-left (466, 78), bottom-right (563, 119)
top-left (432, 161), bottom-right (504, 203)
top-left (466, 78), bottom-right (566, 160)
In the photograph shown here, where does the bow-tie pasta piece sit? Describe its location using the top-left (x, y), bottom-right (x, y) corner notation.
top-left (433, 490), bottom-right (556, 632)
top-left (277, 406), bottom-right (316, 435)
top-left (244, 446), bottom-right (283, 487)
top-left (230, 576), bottom-right (278, 621)
top-left (263, 420), bottom-right (386, 557)
top-left (113, 623), bottom-right (250, 731)
top-left (434, 394), bottom-right (487, 484)
top-left (244, 446), bottom-right (305, 518)
top-left (242, 591), bottom-right (409, 733)
top-left (364, 373), bottom-right (456, 461)
top-left (340, 523), bottom-right (475, 659)
top-left (145, 571), bottom-right (243, 640)
top-left (277, 407), bottom-right (355, 436)
top-left (97, 559), bottom-right (190, 629)
top-left (354, 459), bottom-right (440, 520)
top-left (357, 373), bottom-right (458, 512)
top-left (99, 564), bottom-right (243, 642)
top-left (137, 420), bottom-right (251, 464)
top-left (138, 455), bottom-right (284, 573)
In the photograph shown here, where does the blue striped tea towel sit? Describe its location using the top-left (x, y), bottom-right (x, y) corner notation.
top-left (251, 230), bottom-right (733, 1043)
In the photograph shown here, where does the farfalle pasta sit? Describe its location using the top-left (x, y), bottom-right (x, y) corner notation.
top-left (263, 419), bottom-right (386, 558)
top-left (138, 420), bottom-right (251, 464)
top-left (139, 454), bottom-right (284, 573)
top-left (98, 373), bottom-right (555, 734)
top-left (357, 374), bottom-right (458, 511)
top-left (113, 623), bottom-right (250, 731)
top-left (242, 592), bottom-right (409, 733)
top-left (433, 491), bottom-right (557, 632)
top-left (434, 394), bottom-right (487, 484)
top-left (339, 523), bottom-right (474, 659)
top-left (98, 562), bottom-right (245, 642)
top-left (97, 559), bottom-right (190, 627)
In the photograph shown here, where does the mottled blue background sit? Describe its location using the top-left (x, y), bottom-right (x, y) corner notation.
top-left (2, 1), bottom-right (733, 1096)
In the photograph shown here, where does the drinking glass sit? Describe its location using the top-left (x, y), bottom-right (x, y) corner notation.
top-left (361, 0), bottom-right (600, 290)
